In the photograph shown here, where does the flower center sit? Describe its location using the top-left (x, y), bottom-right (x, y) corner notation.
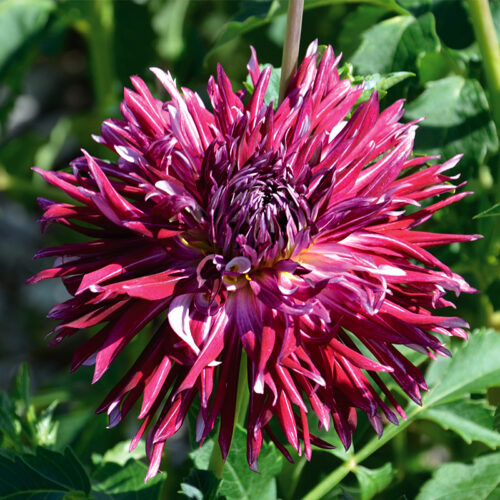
top-left (207, 153), bottom-right (311, 267)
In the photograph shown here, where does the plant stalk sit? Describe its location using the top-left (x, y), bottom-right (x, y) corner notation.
top-left (208, 351), bottom-right (249, 479)
top-left (278, 0), bottom-right (305, 104)
top-left (303, 406), bottom-right (421, 500)
top-left (84, 0), bottom-right (117, 116)
top-left (467, 0), bottom-right (500, 139)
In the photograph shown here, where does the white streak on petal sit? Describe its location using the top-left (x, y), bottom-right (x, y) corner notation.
top-left (168, 294), bottom-right (200, 354)
top-left (328, 120), bottom-right (346, 143)
top-left (115, 145), bottom-right (140, 163)
top-left (225, 256), bottom-right (252, 274)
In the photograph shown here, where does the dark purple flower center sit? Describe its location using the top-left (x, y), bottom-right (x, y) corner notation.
top-left (206, 151), bottom-right (311, 268)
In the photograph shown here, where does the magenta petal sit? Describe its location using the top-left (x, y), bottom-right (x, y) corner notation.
top-left (31, 41), bottom-right (477, 479)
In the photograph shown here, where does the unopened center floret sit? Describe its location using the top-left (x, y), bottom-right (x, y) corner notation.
top-left (208, 156), bottom-right (311, 266)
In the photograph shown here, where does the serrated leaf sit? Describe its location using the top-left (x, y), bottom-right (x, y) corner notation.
top-left (419, 398), bottom-right (500, 447)
top-left (0, 446), bottom-right (91, 499)
top-left (92, 459), bottom-right (163, 500)
top-left (354, 463), bottom-right (394, 500)
top-left (424, 329), bottom-right (500, 406)
top-left (416, 452), bottom-right (500, 500)
top-left (405, 76), bottom-right (498, 166)
top-left (180, 469), bottom-right (219, 500)
top-left (218, 426), bottom-right (283, 500)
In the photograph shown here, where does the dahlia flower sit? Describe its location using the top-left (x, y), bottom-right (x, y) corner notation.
top-left (30, 41), bottom-right (478, 479)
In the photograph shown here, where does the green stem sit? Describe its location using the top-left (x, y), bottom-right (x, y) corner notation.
top-left (286, 456), bottom-right (307, 500)
top-left (83, 0), bottom-right (117, 115)
top-left (303, 406), bottom-right (421, 500)
top-left (234, 351), bottom-right (249, 427)
top-left (208, 438), bottom-right (225, 480)
top-left (208, 351), bottom-right (249, 479)
top-left (279, 0), bottom-right (305, 104)
top-left (467, 0), bottom-right (500, 139)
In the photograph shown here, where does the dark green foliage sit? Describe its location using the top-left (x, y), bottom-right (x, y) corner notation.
top-left (0, 447), bottom-right (90, 500)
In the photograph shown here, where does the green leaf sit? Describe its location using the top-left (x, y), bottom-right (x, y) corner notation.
top-left (354, 71), bottom-right (414, 102)
top-left (416, 452), bottom-right (500, 500)
top-left (350, 15), bottom-right (415, 74)
top-left (419, 398), bottom-right (500, 447)
top-left (494, 405), bottom-right (500, 433)
top-left (244, 64), bottom-right (281, 108)
top-left (180, 469), bottom-right (219, 500)
top-left (34, 400), bottom-right (59, 447)
top-left (13, 363), bottom-right (31, 411)
top-left (391, 13), bottom-right (440, 71)
top-left (417, 49), bottom-right (467, 85)
top-left (0, 364), bottom-right (40, 451)
top-left (0, 446), bottom-right (91, 499)
top-left (0, 0), bottom-right (56, 125)
top-left (354, 463), bottom-right (395, 500)
top-left (218, 426), bottom-right (283, 500)
top-left (405, 76), bottom-right (499, 167)
top-left (210, 0), bottom-right (408, 56)
top-left (338, 6), bottom-right (389, 59)
top-left (0, 0), bottom-right (54, 74)
top-left (0, 392), bottom-right (22, 449)
top-left (189, 439), bottom-right (215, 470)
top-left (424, 329), bottom-right (500, 406)
top-left (92, 439), bottom-right (146, 466)
top-left (92, 459), bottom-right (164, 500)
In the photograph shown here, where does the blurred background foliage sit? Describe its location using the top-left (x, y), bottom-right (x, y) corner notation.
top-left (0, 0), bottom-right (499, 499)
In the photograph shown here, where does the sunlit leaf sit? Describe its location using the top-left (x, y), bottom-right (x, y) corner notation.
top-left (419, 398), bottom-right (500, 447)
top-left (416, 452), bottom-right (500, 500)
top-left (218, 426), bottom-right (283, 500)
top-left (424, 329), bottom-right (500, 406)
top-left (405, 76), bottom-right (498, 167)
top-left (354, 463), bottom-right (395, 500)
top-left (92, 459), bottom-right (164, 500)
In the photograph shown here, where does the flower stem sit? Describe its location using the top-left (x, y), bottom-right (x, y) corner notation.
top-left (302, 406), bottom-right (421, 500)
top-left (208, 351), bottom-right (249, 479)
top-left (278, 0), bottom-right (305, 104)
top-left (467, 0), bottom-right (500, 139)
top-left (81, 0), bottom-right (117, 116)
top-left (208, 438), bottom-right (225, 479)
top-left (235, 351), bottom-right (249, 427)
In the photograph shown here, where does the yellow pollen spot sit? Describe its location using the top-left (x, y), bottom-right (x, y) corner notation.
top-left (222, 275), bottom-right (238, 285)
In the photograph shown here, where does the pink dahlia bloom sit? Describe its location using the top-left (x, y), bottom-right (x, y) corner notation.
top-left (30, 42), bottom-right (478, 478)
